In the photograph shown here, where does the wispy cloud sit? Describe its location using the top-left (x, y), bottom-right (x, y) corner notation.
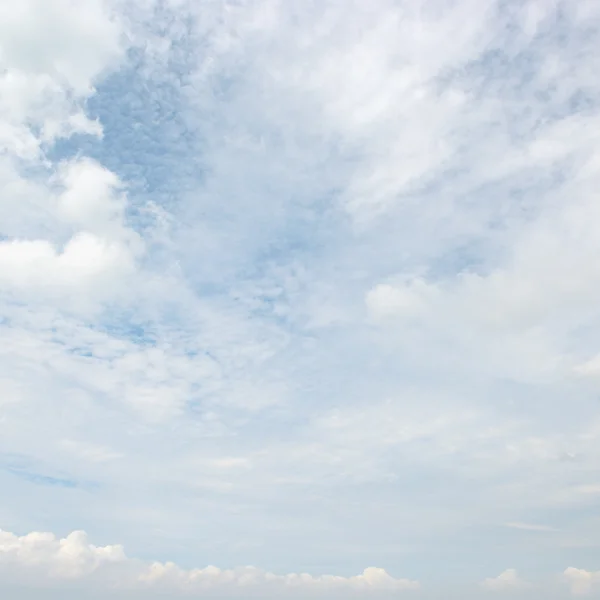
top-left (505, 522), bottom-right (558, 532)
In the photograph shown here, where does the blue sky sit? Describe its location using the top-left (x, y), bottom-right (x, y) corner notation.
top-left (1, 0), bottom-right (600, 598)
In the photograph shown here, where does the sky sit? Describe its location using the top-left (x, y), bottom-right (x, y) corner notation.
top-left (1, 0), bottom-right (600, 598)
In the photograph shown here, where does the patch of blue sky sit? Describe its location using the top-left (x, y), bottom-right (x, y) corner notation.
top-left (49, 47), bottom-right (200, 213)
top-left (1, 455), bottom-right (96, 491)
top-left (6, 468), bottom-right (79, 489)
top-left (90, 315), bottom-right (158, 348)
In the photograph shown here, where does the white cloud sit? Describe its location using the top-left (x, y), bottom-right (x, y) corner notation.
top-left (0, 233), bottom-right (134, 289)
top-left (56, 159), bottom-right (126, 234)
top-left (366, 279), bottom-right (437, 321)
top-left (0, 529), bottom-right (125, 580)
top-left (0, 0), bottom-right (122, 157)
top-left (0, 0), bottom-right (134, 314)
top-left (564, 567), bottom-right (600, 596)
top-left (481, 569), bottom-right (531, 592)
top-left (0, 528), bottom-right (419, 596)
top-left (0, 0), bottom-right (122, 90)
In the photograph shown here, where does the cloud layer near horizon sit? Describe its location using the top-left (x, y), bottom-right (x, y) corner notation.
top-left (1, 527), bottom-right (599, 598)
top-left (0, 528), bottom-right (419, 598)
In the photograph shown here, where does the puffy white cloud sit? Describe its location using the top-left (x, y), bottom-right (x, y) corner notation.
top-left (0, 0), bottom-right (121, 156)
top-left (481, 569), bottom-right (531, 592)
top-left (138, 562), bottom-right (419, 596)
top-left (0, 233), bottom-right (134, 289)
top-left (0, 529), bottom-right (125, 579)
top-left (564, 568), bottom-right (600, 596)
top-left (0, 0), bottom-right (135, 314)
top-left (57, 159), bottom-right (125, 233)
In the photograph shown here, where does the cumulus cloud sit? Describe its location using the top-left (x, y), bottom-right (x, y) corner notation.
top-left (0, 529), bottom-right (125, 580)
top-left (564, 568), bottom-right (600, 596)
top-left (0, 0), bottom-right (122, 156)
top-left (0, 233), bottom-right (133, 289)
top-left (0, 160), bottom-right (141, 314)
top-left (481, 569), bottom-right (531, 592)
top-left (56, 159), bottom-right (126, 234)
top-left (0, 0), bottom-right (136, 314)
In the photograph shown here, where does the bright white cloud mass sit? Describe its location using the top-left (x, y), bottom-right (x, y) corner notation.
top-left (1, 0), bottom-right (600, 598)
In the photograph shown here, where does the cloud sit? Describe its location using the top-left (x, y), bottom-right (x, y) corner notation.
top-left (0, 158), bottom-right (142, 314)
top-left (2, 0), bottom-right (600, 594)
top-left (366, 279), bottom-right (437, 321)
top-left (0, 529), bottom-right (125, 579)
top-left (0, 0), bottom-right (133, 314)
top-left (0, 0), bottom-right (122, 158)
top-left (56, 159), bottom-right (126, 234)
top-left (0, 528), bottom-right (419, 597)
top-left (481, 569), bottom-right (531, 592)
top-left (564, 568), bottom-right (600, 596)
top-left (0, 233), bottom-right (133, 291)
top-left (505, 522), bottom-right (557, 532)
top-left (573, 354), bottom-right (600, 378)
